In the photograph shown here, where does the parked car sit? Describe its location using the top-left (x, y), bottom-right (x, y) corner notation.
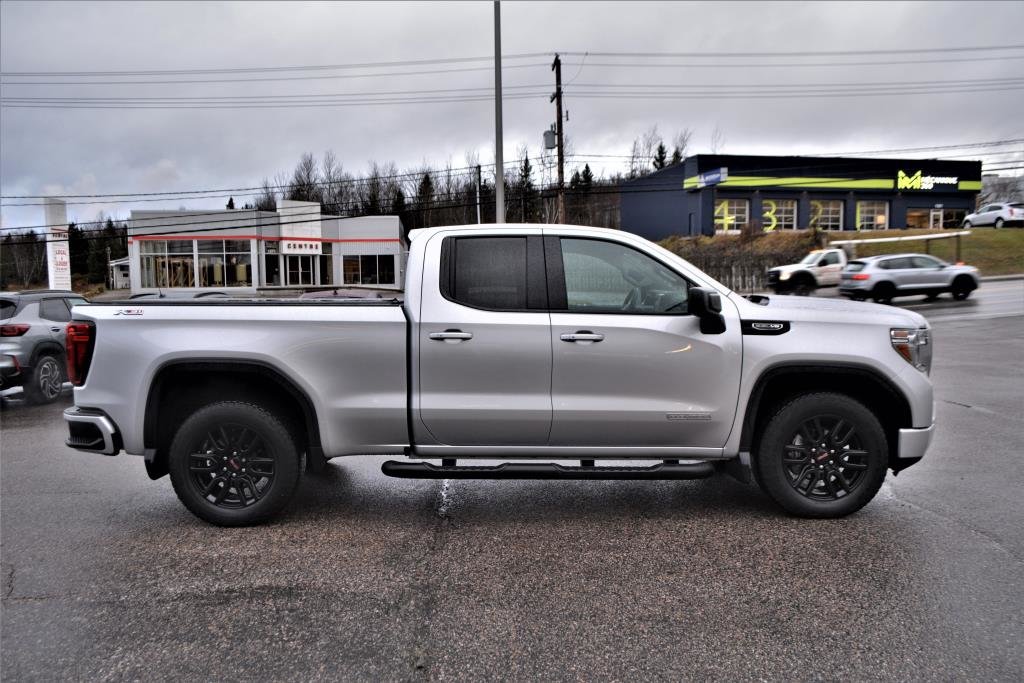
top-left (963, 202), bottom-right (1024, 228)
top-left (766, 248), bottom-right (847, 295)
top-left (65, 225), bottom-right (935, 525)
top-left (0, 290), bottom-right (88, 403)
top-left (839, 253), bottom-right (980, 304)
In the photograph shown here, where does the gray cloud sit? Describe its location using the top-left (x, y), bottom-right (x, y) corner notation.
top-left (2, 1), bottom-right (1022, 229)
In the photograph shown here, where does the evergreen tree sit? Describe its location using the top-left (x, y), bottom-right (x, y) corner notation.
top-left (390, 188), bottom-right (406, 216)
top-left (415, 172), bottom-right (434, 228)
top-left (67, 223), bottom-right (89, 276)
top-left (580, 164), bottom-right (594, 188)
top-left (86, 237), bottom-right (107, 285)
top-left (518, 154), bottom-right (537, 222)
top-left (226, 196), bottom-right (235, 209)
top-left (653, 142), bottom-right (668, 170)
top-left (671, 147), bottom-right (683, 165)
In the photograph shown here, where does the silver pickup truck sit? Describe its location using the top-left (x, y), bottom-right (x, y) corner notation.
top-left (64, 225), bottom-right (935, 525)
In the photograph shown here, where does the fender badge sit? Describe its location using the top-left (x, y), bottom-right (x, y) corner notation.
top-left (113, 309), bottom-right (144, 316)
top-left (667, 412), bottom-right (712, 421)
top-left (752, 322), bottom-right (784, 331)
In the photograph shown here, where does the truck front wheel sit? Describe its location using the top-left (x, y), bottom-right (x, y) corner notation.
top-left (168, 401), bottom-right (302, 526)
top-left (754, 392), bottom-right (888, 518)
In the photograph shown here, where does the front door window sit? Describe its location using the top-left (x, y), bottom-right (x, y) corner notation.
top-left (286, 255), bottom-right (313, 286)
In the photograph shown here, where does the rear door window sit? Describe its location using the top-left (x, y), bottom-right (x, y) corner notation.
top-left (0, 300), bottom-right (15, 320)
top-left (39, 298), bottom-right (72, 322)
top-left (442, 236), bottom-right (545, 311)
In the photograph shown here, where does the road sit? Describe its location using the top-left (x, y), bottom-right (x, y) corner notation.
top-left (2, 283), bottom-right (1022, 680)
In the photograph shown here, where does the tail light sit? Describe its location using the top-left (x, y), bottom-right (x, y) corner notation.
top-left (1, 324), bottom-right (30, 336)
top-left (66, 321), bottom-right (96, 386)
top-left (852, 273), bottom-right (871, 281)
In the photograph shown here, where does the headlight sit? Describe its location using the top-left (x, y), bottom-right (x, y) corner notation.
top-left (891, 328), bottom-right (932, 374)
top-left (779, 271), bottom-right (791, 281)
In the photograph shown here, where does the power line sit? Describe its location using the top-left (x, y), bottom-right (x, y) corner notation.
top-left (0, 53), bottom-right (550, 77)
top-left (558, 45), bottom-right (1024, 58)
top-left (566, 55), bottom-right (1024, 69)
top-left (0, 63), bottom-right (549, 87)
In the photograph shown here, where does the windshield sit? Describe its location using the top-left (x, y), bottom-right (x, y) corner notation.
top-left (800, 252), bottom-right (823, 265)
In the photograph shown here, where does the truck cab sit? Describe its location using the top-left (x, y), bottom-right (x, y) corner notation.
top-left (767, 248), bottom-right (848, 294)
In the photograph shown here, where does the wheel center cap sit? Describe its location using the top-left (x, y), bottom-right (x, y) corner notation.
top-left (228, 458), bottom-right (242, 471)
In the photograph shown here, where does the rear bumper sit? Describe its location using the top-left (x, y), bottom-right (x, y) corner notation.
top-left (898, 421), bottom-right (935, 460)
top-left (64, 407), bottom-right (121, 455)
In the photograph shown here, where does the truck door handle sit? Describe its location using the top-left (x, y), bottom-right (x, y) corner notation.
top-left (560, 331), bottom-right (604, 342)
top-left (429, 330), bottom-right (473, 341)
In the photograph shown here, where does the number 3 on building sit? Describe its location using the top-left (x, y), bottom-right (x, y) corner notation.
top-left (762, 200), bottom-right (778, 232)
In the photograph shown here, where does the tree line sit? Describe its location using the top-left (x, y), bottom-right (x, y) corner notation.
top-left (0, 217), bottom-right (127, 289)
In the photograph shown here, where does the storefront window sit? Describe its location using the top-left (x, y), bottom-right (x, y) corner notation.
top-left (762, 199), bottom-right (797, 230)
top-left (809, 200), bottom-right (843, 230)
top-left (714, 199), bottom-right (748, 231)
top-left (199, 239), bottom-right (252, 286)
top-left (319, 243), bottom-right (333, 285)
top-left (857, 201), bottom-right (889, 230)
top-left (140, 240), bottom-right (169, 288)
top-left (286, 255), bottom-right (313, 285)
top-left (341, 254), bottom-right (396, 285)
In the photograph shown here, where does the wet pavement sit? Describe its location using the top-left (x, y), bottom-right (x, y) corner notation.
top-left (1, 286), bottom-right (1022, 680)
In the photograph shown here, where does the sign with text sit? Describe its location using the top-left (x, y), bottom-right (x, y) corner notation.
top-left (897, 169), bottom-right (958, 191)
top-left (44, 198), bottom-right (72, 290)
top-left (697, 167), bottom-right (728, 188)
top-left (278, 199), bottom-right (323, 255)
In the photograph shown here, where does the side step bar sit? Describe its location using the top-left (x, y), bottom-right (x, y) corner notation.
top-left (381, 460), bottom-right (715, 480)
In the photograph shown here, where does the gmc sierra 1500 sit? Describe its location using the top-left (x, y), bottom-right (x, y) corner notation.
top-left (64, 225), bottom-right (934, 525)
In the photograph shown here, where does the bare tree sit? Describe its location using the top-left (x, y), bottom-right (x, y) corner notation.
top-left (979, 173), bottom-right (1024, 206)
top-left (5, 230), bottom-right (46, 287)
top-left (671, 128), bottom-right (693, 164)
top-left (287, 152), bottom-right (322, 204)
top-left (253, 178), bottom-right (278, 212)
top-left (710, 125), bottom-right (726, 154)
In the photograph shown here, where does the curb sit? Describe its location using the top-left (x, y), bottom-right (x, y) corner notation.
top-left (980, 274), bottom-right (1024, 282)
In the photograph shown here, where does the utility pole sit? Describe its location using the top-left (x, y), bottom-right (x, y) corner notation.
top-left (493, 0), bottom-right (505, 223)
top-left (550, 53), bottom-right (565, 223)
top-left (476, 164), bottom-right (482, 224)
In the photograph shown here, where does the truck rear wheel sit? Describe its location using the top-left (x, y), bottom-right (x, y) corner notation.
top-left (753, 392), bottom-right (888, 518)
top-left (168, 401), bottom-right (302, 526)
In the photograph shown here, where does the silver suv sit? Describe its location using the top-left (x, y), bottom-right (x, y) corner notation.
top-left (963, 202), bottom-right (1024, 228)
top-left (0, 290), bottom-right (88, 403)
top-left (839, 253), bottom-right (980, 304)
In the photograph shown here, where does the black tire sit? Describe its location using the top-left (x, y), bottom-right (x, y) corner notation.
top-left (871, 282), bottom-right (896, 305)
top-left (168, 401), bottom-right (302, 526)
top-left (963, 220), bottom-right (972, 228)
top-left (951, 275), bottom-right (975, 301)
top-left (792, 274), bottom-right (815, 296)
top-left (924, 292), bottom-right (940, 302)
top-left (23, 354), bottom-right (65, 405)
top-left (754, 392), bottom-right (888, 518)
top-left (995, 218), bottom-right (1004, 229)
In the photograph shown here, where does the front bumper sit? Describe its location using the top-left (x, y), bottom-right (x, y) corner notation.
top-left (64, 407), bottom-right (121, 455)
top-left (898, 421), bottom-right (935, 460)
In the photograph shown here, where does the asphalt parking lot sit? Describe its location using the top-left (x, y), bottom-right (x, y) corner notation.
top-left (2, 281), bottom-right (1022, 681)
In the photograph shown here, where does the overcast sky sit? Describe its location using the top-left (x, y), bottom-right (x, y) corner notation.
top-left (2, 0), bottom-right (1023, 229)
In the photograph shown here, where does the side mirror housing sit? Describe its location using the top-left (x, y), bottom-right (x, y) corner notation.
top-left (688, 287), bottom-right (726, 334)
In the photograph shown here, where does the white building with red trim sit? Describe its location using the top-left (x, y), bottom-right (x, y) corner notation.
top-left (127, 200), bottom-right (406, 292)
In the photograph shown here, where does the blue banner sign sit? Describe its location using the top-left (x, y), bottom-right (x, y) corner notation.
top-left (697, 167), bottom-right (728, 188)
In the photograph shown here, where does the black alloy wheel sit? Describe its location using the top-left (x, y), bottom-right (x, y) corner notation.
top-left (780, 416), bottom-right (869, 501)
top-left (188, 425), bottom-right (277, 509)
top-left (169, 402), bottom-right (302, 526)
top-left (754, 392), bottom-right (888, 518)
top-left (951, 276), bottom-right (974, 301)
top-left (872, 282), bottom-right (896, 305)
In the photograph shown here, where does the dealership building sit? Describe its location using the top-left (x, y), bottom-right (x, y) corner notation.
top-left (620, 154), bottom-right (983, 240)
top-left (127, 200), bottom-right (406, 292)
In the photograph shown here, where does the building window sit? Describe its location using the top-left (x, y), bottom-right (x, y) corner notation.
top-left (763, 199), bottom-right (797, 230)
top-left (319, 243), bottom-right (333, 286)
top-left (286, 255), bottom-right (313, 286)
top-left (810, 200), bottom-right (844, 230)
top-left (341, 254), bottom-right (396, 285)
top-left (140, 240), bottom-right (168, 288)
top-left (199, 239), bottom-right (252, 287)
top-left (857, 201), bottom-right (889, 230)
top-left (715, 199), bottom-right (749, 231)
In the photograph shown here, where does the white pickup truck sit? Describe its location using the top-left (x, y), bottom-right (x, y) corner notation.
top-left (766, 248), bottom-right (848, 295)
top-left (64, 225), bottom-right (935, 526)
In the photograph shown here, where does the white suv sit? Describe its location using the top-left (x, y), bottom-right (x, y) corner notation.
top-left (963, 202), bottom-right (1024, 228)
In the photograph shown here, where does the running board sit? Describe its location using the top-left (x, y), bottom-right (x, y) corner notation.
top-left (381, 460), bottom-right (715, 480)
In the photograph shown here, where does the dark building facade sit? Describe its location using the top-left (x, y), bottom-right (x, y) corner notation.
top-left (620, 154), bottom-right (983, 241)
